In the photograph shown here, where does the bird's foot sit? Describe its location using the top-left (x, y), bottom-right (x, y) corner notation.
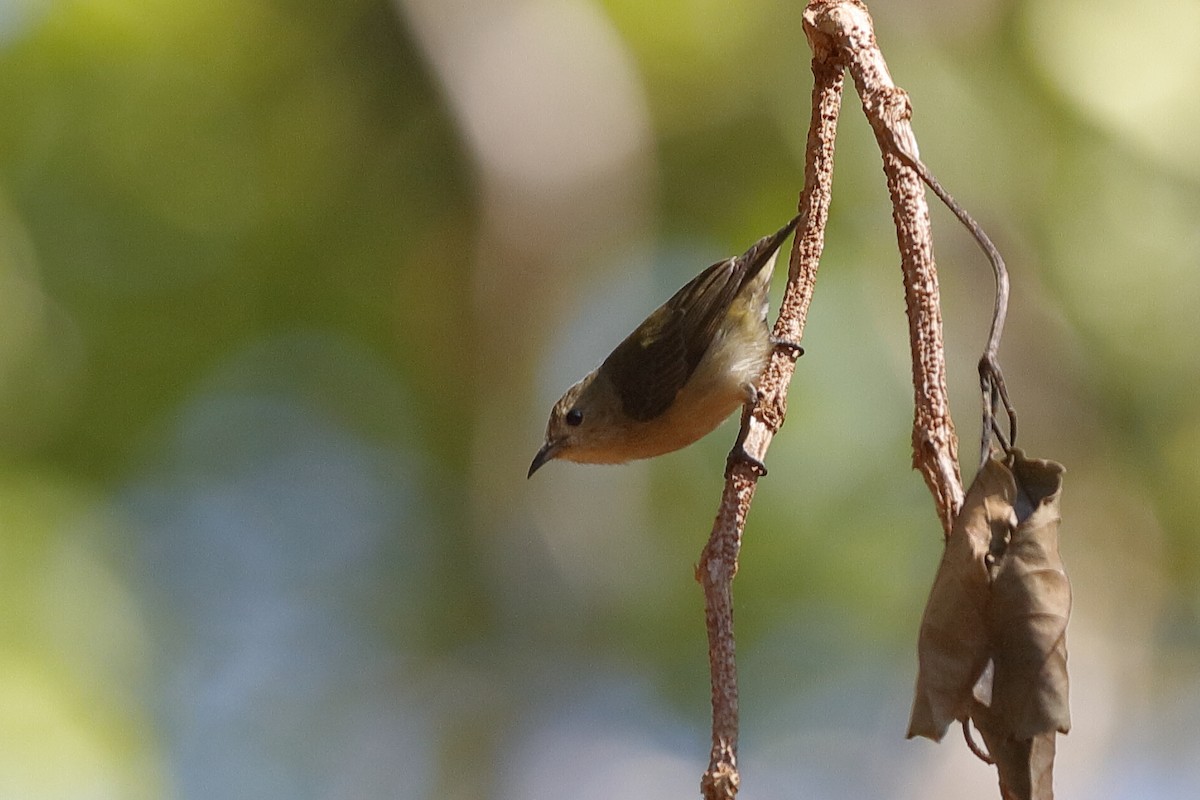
top-left (771, 337), bottom-right (805, 360)
top-left (726, 443), bottom-right (768, 479)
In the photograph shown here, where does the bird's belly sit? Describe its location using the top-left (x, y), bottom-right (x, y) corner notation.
top-left (612, 397), bottom-right (740, 462)
top-left (615, 350), bottom-right (766, 461)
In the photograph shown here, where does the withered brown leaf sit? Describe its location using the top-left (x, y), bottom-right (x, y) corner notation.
top-left (988, 450), bottom-right (1071, 738)
top-left (972, 699), bottom-right (1058, 800)
top-left (908, 458), bottom-right (1017, 741)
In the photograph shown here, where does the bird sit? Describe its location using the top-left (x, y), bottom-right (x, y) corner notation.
top-left (528, 215), bottom-right (801, 478)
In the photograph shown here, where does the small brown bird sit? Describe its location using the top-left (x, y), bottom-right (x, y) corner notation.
top-left (529, 216), bottom-right (801, 477)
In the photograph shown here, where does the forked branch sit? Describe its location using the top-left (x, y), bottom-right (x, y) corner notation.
top-left (697, 1), bottom-right (978, 797)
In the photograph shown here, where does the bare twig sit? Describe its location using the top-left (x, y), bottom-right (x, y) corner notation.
top-left (697, 1), bottom-right (993, 794)
top-left (963, 717), bottom-right (996, 765)
top-left (696, 49), bottom-right (844, 800)
top-left (806, 0), bottom-right (964, 533)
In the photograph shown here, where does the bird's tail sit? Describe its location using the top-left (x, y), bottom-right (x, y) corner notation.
top-left (736, 214), bottom-right (801, 286)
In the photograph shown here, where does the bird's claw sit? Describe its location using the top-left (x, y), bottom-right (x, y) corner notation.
top-left (771, 337), bottom-right (805, 360)
top-left (726, 444), bottom-right (768, 479)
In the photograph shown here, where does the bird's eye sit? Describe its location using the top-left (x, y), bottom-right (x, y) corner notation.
top-left (565, 408), bottom-right (584, 426)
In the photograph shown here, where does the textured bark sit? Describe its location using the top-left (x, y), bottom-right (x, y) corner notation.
top-left (697, 50), bottom-right (844, 800)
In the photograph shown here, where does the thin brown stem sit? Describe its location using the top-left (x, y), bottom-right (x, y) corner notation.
top-left (696, 50), bottom-right (843, 800)
top-left (963, 717), bottom-right (997, 766)
top-left (896, 153), bottom-right (1017, 468)
top-left (806, 0), bottom-right (964, 533)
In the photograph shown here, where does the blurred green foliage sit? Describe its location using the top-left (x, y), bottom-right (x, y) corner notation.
top-left (0, 0), bottom-right (472, 476)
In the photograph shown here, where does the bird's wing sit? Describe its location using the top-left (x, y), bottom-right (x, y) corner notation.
top-left (603, 257), bottom-right (743, 422)
top-left (602, 216), bottom-right (799, 423)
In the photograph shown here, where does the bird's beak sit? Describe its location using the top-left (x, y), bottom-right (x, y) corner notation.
top-left (527, 440), bottom-right (562, 478)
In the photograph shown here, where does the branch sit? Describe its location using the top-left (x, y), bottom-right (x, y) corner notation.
top-left (696, 44), bottom-right (844, 800)
top-left (806, 0), bottom-right (964, 533)
top-left (697, 2), bottom-right (973, 795)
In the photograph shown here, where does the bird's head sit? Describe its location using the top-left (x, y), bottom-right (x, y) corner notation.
top-left (528, 370), bottom-right (630, 476)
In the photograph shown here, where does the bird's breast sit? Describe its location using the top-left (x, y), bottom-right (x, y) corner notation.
top-left (610, 315), bottom-right (772, 462)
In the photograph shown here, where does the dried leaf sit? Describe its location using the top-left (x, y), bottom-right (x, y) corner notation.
top-left (988, 450), bottom-right (1071, 738)
top-left (908, 458), bottom-right (1016, 740)
top-left (972, 700), bottom-right (1058, 800)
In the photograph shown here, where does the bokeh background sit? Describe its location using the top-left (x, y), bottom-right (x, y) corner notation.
top-left (1, 0), bottom-right (1198, 797)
